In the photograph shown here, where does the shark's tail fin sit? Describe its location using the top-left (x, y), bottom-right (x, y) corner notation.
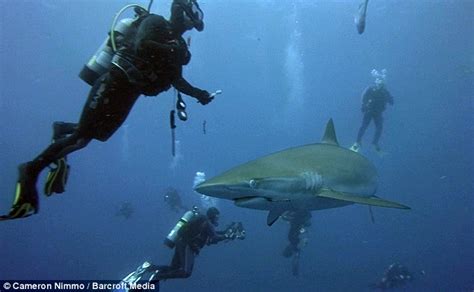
top-left (319, 190), bottom-right (410, 210)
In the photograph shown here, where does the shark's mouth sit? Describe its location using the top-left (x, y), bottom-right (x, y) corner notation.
top-left (234, 196), bottom-right (274, 210)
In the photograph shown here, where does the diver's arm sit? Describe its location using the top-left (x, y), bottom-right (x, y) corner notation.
top-left (382, 88), bottom-right (394, 106)
top-left (172, 69), bottom-right (212, 104)
top-left (208, 232), bottom-right (228, 244)
top-left (387, 91), bottom-right (394, 106)
top-left (206, 223), bottom-right (228, 245)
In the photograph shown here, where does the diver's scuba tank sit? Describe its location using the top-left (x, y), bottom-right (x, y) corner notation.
top-left (164, 206), bottom-right (199, 248)
top-left (79, 5), bottom-right (148, 86)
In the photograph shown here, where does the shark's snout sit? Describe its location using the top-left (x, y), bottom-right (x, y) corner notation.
top-left (195, 182), bottom-right (228, 197)
top-left (195, 181), bottom-right (252, 200)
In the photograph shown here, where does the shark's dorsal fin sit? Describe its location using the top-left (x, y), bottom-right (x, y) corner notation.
top-left (267, 208), bottom-right (285, 226)
top-left (321, 118), bottom-right (339, 146)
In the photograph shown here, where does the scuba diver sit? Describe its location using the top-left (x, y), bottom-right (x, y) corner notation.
top-left (163, 187), bottom-right (187, 213)
top-left (281, 210), bottom-right (312, 277)
top-left (115, 201), bottom-right (134, 219)
top-left (1, 0), bottom-right (219, 221)
top-left (120, 207), bottom-right (245, 285)
top-left (350, 69), bottom-right (394, 153)
top-left (370, 263), bottom-right (415, 290)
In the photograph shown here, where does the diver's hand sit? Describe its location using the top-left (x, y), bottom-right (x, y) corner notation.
top-left (197, 90), bottom-right (221, 105)
top-left (197, 90), bottom-right (213, 105)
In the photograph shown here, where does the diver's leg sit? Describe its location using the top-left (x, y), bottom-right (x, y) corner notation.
top-left (44, 68), bottom-right (139, 197)
top-left (372, 113), bottom-right (383, 150)
top-left (78, 67), bottom-right (140, 142)
top-left (282, 244), bottom-right (295, 258)
top-left (2, 67), bottom-right (138, 220)
top-left (288, 223), bottom-right (300, 246)
top-left (44, 68), bottom-right (139, 196)
top-left (3, 75), bottom-right (106, 218)
top-left (45, 122), bottom-right (79, 195)
top-left (31, 132), bottom-right (91, 168)
top-left (43, 132), bottom-right (91, 196)
top-left (148, 243), bottom-right (184, 282)
top-left (33, 126), bottom-right (87, 191)
top-left (52, 122), bottom-right (78, 141)
top-left (282, 223), bottom-right (299, 257)
top-left (182, 244), bottom-right (195, 277)
top-left (356, 113), bottom-right (372, 144)
top-left (154, 242), bottom-right (194, 280)
top-left (291, 251), bottom-right (300, 277)
top-left (1, 132), bottom-right (90, 220)
top-left (351, 113), bottom-right (372, 151)
top-left (1, 74), bottom-right (105, 219)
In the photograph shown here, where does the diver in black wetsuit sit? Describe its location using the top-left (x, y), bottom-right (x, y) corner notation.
top-left (350, 69), bottom-right (394, 153)
top-left (2, 0), bottom-right (216, 220)
top-left (115, 201), bottom-right (134, 219)
top-left (371, 263), bottom-right (415, 290)
top-left (121, 207), bottom-right (245, 284)
top-left (281, 210), bottom-right (312, 277)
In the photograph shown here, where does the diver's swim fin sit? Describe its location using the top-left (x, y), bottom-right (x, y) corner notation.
top-left (319, 189), bottom-right (411, 210)
top-left (118, 261), bottom-right (160, 291)
top-left (350, 142), bottom-right (360, 153)
top-left (44, 157), bottom-right (70, 196)
top-left (0, 163), bottom-right (39, 221)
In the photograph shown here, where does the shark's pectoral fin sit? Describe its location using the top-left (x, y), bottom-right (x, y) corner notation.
top-left (267, 208), bottom-right (286, 226)
top-left (319, 190), bottom-right (411, 210)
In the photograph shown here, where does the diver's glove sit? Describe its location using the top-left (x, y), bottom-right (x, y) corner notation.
top-left (196, 90), bottom-right (213, 105)
top-left (197, 89), bottom-right (222, 105)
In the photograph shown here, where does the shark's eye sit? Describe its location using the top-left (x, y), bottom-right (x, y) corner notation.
top-left (249, 179), bottom-right (257, 189)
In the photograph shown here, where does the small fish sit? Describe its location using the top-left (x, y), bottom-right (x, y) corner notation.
top-left (203, 120), bottom-right (207, 134)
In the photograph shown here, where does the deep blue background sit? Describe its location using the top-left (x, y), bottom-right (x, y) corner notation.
top-left (1, 0), bottom-right (473, 291)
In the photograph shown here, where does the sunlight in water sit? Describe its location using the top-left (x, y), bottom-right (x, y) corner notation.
top-left (193, 171), bottom-right (218, 209)
top-left (284, 3), bottom-right (305, 113)
top-left (169, 139), bottom-right (183, 171)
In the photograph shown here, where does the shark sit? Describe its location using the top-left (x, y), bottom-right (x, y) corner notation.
top-left (195, 119), bottom-right (410, 226)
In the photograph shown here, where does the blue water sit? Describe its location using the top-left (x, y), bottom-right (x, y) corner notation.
top-left (1, 0), bottom-right (473, 291)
